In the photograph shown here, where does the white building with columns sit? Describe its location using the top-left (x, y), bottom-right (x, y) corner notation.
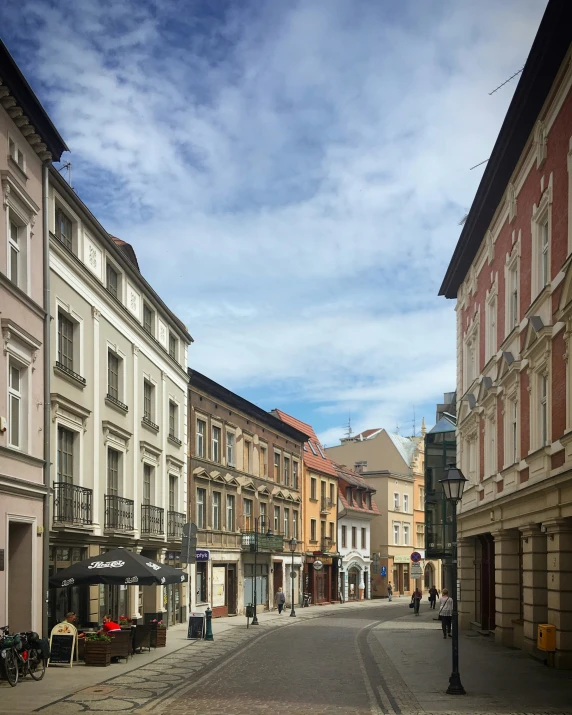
top-left (47, 167), bottom-right (192, 630)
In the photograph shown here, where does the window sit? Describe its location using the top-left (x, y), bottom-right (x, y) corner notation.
top-left (143, 380), bottom-right (154, 422)
top-left (106, 262), bottom-right (119, 298)
top-left (273, 506), bottom-right (280, 533)
top-left (416, 523), bottom-right (425, 547)
top-left (107, 449), bottom-right (120, 496)
top-left (107, 351), bottom-right (119, 400)
top-left (403, 524), bottom-right (410, 546)
top-left (508, 260), bottom-right (519, 332)
top-left (244, 439), bottom-right (253, 473)
top-left (320, 520), bottom-right (326, 543)
top-left (212, 425), bottom-right (221, 462)
top-left (196, 419), bottom-right (206, 458)
top-left (55, 207), bottom-right (73, 251)
top-left (169, 332), bottom-right (177, 360)
top-left (308, 441), bottom-right (317, 456)
top-left (143, 303), bottom-right (154, 335)
top-left (8, 362), bottom-right (22, 448)
top-left (310, 477), bottom-right (317, 500)
top-left (310, 519), bottom-right (317, 542)
top-left (57, 427), bottom-right (74, 484)
top-left (244, 498), bottom-right (253, 531)
top-left (329, 483), bottom-right (335, 506)
top-left (143, 464), bottom-right (152, 505)
top-left (541, 220), bottom-right (549, 289)
top-left (361, 527), bottom-right (366, 550)
top-left (403, 494), bottom-right (409, 513)
top-left (284, 508), bottom-right (289, 539)
top-left (366, 493), bottom-right (372, 509)
top-left (351, 526), bottom-right (357, 549)
top-left (8, 220), bottom-right (20, 287)
top-left (284, 457), bottom-right (290, 486)
top-left (8, 136), bottom-right (25, 170)
top-left (169, 475), bottom-right (177, 512)
top-left (169, 401), bottom-right (178, 439)
top-left (212, 491), bottom-right (221, 530)
top-left (393, 522), bottom-right (400, 545)
top-left (511, 400), bottom-right (518, 464)
top-left (196, 488), bottom-right (206, 528)
top-left (419, 487), bottom-right (425, 510)
top-left (260, 445), bottom-right (268, 477)
top-left (393, 493), bottom-right (400, 510)
top-left (273, 452), bottom-right (280, 481)
top-left (226, 495), bottom-right (235, 531)
top-left (341, 525), bottom-right (347, 548)
top-left (292, 461), bottom-right (298, 489)
top-left (316, 443), bottom-right (326, 459)
top-left (58, 313), bottom-right (74, 371)
top-left (293, 510), bottom-right (298, 539)
top-left (485, 414), bottom-right (496, 477)
top-left (260, 502), bottom-right (267, 531)
top-left (540, 374), bottom-right (548, 447)
top-left (329, 521), bottom-right (334, 543)
top-left (226, 431), bottom-right (235, 466)
top-left (486, 294), bottom-right (497, 361)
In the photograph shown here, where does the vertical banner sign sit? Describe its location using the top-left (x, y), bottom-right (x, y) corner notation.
top-left (182, 523), bottom-right (198, 565)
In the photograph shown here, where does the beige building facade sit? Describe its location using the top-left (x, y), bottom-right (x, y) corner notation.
top-left (0, 41), bottom-right (68, 634)
top-left (326, 428), bottom-right (441, 597)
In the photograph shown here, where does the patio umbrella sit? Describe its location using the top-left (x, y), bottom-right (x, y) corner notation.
top-left (49, 547), bottom-right (188, 588)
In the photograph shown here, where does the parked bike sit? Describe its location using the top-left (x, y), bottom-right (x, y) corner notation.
top-left (0, 626), bottom-right (47, 686)
top-left (0, 625), bottom-right (19, 687)
top-left (302, 592), bottom-right (312, 607)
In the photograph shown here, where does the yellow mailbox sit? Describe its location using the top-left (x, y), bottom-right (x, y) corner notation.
top-left (537, 624), bottom-right (556, 651)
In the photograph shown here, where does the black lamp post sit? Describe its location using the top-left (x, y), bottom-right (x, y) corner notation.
top-left (439, 466), bottom-right (468, 696)
top-left (251, 516), bottom-right (273, 626)
top-left (288, 537), bottom-right (297, 617)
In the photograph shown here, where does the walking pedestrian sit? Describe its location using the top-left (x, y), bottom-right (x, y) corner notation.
top-left (439, 588), bottom-right (453, 638)
top-left (387, 582), bottom-right (393, 602)
top-left (275, 587), bottom-right (286, 614)
top-left (411, 587), bottom-right (422, 615)
top-left (429, 585), bottom-right (439, 609)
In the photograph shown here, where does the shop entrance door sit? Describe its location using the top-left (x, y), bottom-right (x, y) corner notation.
top-left (273, 562), bottom-right (283, 604)
top-left (228, 567), bottom-right (237, 614)
top-left (348, 567), bottom-right (359, 600)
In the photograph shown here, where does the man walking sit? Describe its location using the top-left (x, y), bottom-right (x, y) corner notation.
top-left (411, 586), bottom-right (422, 616)
top-left (429, 585), bottom-right (439, 609)
top-left (439, 588), bottom-right (453, 638)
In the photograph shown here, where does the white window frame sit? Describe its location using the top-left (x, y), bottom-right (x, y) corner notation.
top-left (293, 510), bottom-right (298, 539)
top-left (463, 314), bottom-right (480, 390)
top-left (196, 417), bottom-right (206, 458)
top-left (211, 423), bottom-right (221, 462)
top-left (484, 410), bottom-right (497, 478)
top-left (504, 240), bottom-right (521, 338)
top-left (393, 492), bottom-right (400, 511)
top-left (226, 494), bottom-right (235, 531)
top-left (226, 430), bottom-right (235, 467)
top-left (292, 460), bottom-right (299, 489)
top-left (403, 523), bottom-right (410, 546)
top-left (531, 186), bottom-right (552, 298)
top-left (5, 187), bottom-right (33, 295)
top-left (106, 343), bottom-right (126, 404)
top-left (393, 522), bottom-right (400, 545)
top-left (8, 359), bottom-right (23, 449)
top-left (485, 287), bottom-right (497, 363)
top-left (403, 494), bottom-right (409, 513)
top-left (8, 134), bottom-right (26, 173)
top-left (196, 487), bottom-right (206, 529)
top-left (530, 365), bottom-right (550, 452)
top-left (273, 505), bottom-right (280, 533)
top-left (212, 491), bottom-right (221, 530)
top-left (56, 300), bottom-right (84, 379)
top-left (168, 398), bottom-right (179, 440)
top-left (283, 507), bottom-right (289, 539)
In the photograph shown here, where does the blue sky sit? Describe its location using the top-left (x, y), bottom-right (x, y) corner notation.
top-left (1, 0), bottom-right (547, 446)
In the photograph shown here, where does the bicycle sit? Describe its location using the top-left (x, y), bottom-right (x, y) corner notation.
top-left (17, 632), bottom-right (47, 681)
top-left (0, 626), bottom-right (19, 687)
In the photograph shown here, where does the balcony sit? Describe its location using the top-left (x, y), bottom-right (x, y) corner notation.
top-left (320, 496), bottom-right (332, 514)
top-left (54, 361), bottom-right (86, 387)
top-left (320, 537), bottom-right (335, 553)
top-left (53, 482), bottom-right (92, 525)
top-left (167, 510), bottom-right (185, 540)
top-left (141, 504), bottom-right (164, 536)
top-left (241, 530), bottom-right (284, 553)
top-left (199, 530), bottom-right (242, 549)
top-left (105, 393), bottom-right (128, 413)
top-left (104, 495), bottom-right (134, 531)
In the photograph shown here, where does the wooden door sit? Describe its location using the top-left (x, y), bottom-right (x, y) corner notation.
top-left (228, 567), bottom-right (237, 615)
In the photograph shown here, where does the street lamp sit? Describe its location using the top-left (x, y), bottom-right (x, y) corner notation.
top-left (288, 537), bottom-right (297, 617)
top-left (251, 517), bottom-right (273, 626)
top-left (439, 465), bottom-right (468, 696)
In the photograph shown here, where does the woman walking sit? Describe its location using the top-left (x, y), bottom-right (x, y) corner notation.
top-left (275, 587), bottom-right (286, 614)
top-left (411, 587), bottom-right (422, 615)
top-left (387, 582), bottom-right (393, 602)
top-left (439, 588), bottom-right (453, 638)
top-left (429, 585), bottom-right (439, 609)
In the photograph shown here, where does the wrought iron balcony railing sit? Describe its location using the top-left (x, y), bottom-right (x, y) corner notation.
top-left (106, 393), bottom-right (129, 412)
top-left (141, 504), bottom-right (164, 535)
top-left (241, 530), bottom-right (285, 553)
top-left (320, 536), bottom-right (335, 553)
top-left (104, 495), bottom-right (134, 531)
top-left (167, 510), bottom-right (185, 540)
top-left (55, 361), bottom-right (87, 386)
top-left (320, 496), bottom-right (332, 514)
top-left (53, 482), bottom-right (92, 525)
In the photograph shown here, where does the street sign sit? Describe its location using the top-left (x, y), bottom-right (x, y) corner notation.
top-left (410, 551), bottom-right (422, 563)
top-left (182, 523), bottom-right (198, 564)
top-left (290, 571), bottom-right (297, 579)
top-left (411, 564), bottom-right (423, 578)
top-left (380, 566), bottom-right (387, 577)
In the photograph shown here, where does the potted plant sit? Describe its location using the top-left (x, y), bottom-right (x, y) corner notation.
top-left (150, 619), bottom-right (167, 647)
top-left (119, 615), bottom-right (131, 629)
top-left (84, 633), bottom-right (112, 666)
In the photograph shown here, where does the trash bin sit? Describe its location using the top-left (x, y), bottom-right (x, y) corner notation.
top-left (245, 604), bottom-right (254, 618)
top-left (537, 624), bottom-right (556, 651)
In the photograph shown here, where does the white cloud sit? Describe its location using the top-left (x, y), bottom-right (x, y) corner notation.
top-left (0, 0), bottom-right (548, 436)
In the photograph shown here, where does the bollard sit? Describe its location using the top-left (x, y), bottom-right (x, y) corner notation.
top-left (204, 607), bottom-right (214, 641)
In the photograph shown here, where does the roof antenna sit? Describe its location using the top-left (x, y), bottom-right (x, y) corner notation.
top-left (57, 161), bottom-right (72, 188)
top-left (395, 423), bottom-right (400, 435)
top-left (345, 414), bottom-right (353, 440)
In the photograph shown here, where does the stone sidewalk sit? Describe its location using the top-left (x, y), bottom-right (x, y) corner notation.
top-left (0, 599), bottom-right (383, 714)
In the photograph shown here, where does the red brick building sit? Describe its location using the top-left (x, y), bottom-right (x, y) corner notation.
top-left (440, 0), bottom-right (572, 667)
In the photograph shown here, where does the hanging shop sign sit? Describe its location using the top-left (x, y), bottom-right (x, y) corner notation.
top-left (313, 560), bottom-right (324, 571)
top-left (195, 550), bottom-right (210, 562)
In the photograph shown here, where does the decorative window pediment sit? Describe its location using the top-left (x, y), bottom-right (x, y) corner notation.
top-left (522, 315), bottom-right (552, 361)
top-left (102, 420), bottom-right (131, 451)
top-left (478, 376), bottom-right (497, 406)
top-left (497, 351), bottom-right (521, 387)
top-left (224, 474), bottom-right (240, 487)
top-left (193, 466), bottom-right (210, 480)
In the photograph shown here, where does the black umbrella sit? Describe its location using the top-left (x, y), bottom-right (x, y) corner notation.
top-left (49, 547), bottom-right (188, 588)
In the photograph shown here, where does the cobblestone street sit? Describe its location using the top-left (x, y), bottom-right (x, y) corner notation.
top-left (3, 600), bottom-right (572, 715)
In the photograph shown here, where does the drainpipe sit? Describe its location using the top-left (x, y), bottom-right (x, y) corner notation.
top-left (42, 161), bottom-right (51, 638)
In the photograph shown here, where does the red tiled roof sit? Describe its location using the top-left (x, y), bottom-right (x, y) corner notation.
top-left (353, 428), bottom-right (382, 440)
top-left (109, 235), bottom-right (140, 271)
top-left (334, 463), bottom-right (380, 515)
top-left (272, 409), bottom-right (338, 478)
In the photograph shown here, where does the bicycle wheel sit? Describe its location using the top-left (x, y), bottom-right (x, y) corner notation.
top-left (3, 649), bottom-right (18, 686)
top-left (27, 649), bottom-right (46, 681)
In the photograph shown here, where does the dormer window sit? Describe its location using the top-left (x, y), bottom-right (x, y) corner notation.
top-left (169, 332), bottom-right (177, 360)
top-left (143, 303), bottom-right (154, 335)
top-left (106, 262), bottom-right (119, 298)
top-left (55, 207), bottom-right (73, 251)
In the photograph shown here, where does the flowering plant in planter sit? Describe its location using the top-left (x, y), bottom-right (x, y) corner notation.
top-left (85, 633), bottom-right (112, 642)
top-left (150, 619), bottom-right (167, 629)
top-left (119, 615), bottom-right (131, 626)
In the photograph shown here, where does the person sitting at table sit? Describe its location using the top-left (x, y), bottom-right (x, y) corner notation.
top-left (63, 611), bottom-right (77, 624)
top-left (99, 614), bottom-right (121, 635)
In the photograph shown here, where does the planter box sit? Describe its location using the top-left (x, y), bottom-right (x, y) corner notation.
top-left (151, 627), bottom-right (167, 648)
top-left (84, 639), bottom-right (111, 667)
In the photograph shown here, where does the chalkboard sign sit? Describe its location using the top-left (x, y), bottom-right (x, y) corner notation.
top-left (48, 623), bottom-right (77, 667)
top-left (187, 613), bottom-right (205, 640)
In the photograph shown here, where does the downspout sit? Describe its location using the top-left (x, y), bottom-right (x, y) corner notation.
top-left (42, 161), bottom-right (51, 638)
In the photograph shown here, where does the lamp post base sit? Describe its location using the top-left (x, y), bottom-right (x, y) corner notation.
top-left (251, 615), bottom-right (259, 625)
top-left (290, 608), bottom-right (296, 617)
top-left (446, 673), bottom-right (466, 695)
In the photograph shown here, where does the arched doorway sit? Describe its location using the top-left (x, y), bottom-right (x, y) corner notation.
top-left (424, 563), bottom-right (434, 590)
top-left (348, 565), bottom-right (360, 600)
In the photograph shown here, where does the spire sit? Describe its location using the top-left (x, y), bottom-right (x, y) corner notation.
top-left (421, 417), bottom-right (427, 437)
